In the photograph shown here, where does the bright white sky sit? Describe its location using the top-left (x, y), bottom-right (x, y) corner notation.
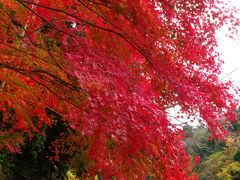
top-left (169, 0), bottom-right (240, 127)
top-left (217, 0), bottom-right (240, 87)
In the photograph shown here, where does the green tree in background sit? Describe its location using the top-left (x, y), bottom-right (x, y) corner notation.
top-left (183, 125), bottom-right (226, 162)
top-left (183, 109), bottom-right (240, 180)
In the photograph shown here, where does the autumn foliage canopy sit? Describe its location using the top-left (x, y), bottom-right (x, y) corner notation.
top-left (0, 0), bottom-right (239, 179)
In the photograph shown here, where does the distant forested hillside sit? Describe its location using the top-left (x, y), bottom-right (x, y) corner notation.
top-left (183, 109), bottom-right (240, 180)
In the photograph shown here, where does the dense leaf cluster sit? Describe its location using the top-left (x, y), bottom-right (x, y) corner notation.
top-left (0, 0), bottom-right (239, 179)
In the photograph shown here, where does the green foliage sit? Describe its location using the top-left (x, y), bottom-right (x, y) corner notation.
top-left (233, 147), bottom-right (240, 163)
top-left (183, 121), bottom-right (240, 180)
top-left (182, 125), bottom-right (193, 138)
top-left (217, 162), bottom-right (240, 180)
top-left (193, 135), bottom-right (240, 179)
top-left (0, 151), bottom-right (15, 179)
top-left (184, 125), bottom-right (226, 162)
top-left (0, 108), bottom-right (71, 179)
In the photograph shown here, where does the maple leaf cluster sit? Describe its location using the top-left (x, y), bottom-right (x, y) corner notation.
top-left (0, 0), bottom-right (239, 179)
